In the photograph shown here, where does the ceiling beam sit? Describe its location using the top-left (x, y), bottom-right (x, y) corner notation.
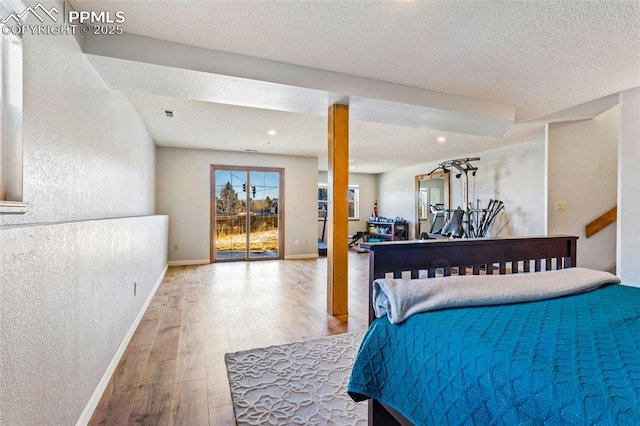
top-left (83, 33), bottom-right (514, 138)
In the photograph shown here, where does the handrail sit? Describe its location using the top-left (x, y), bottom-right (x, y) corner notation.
top-left (585, 206), bottom-right (617, 238)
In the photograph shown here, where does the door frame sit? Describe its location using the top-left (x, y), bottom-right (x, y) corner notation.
top-left (415, 171), bottom-right (450, 238)
top-left (210, 165), bottom-right (285, 262)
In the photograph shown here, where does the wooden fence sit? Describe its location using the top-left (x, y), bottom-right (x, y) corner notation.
top-left (215, 214), bottom-right (279, 235)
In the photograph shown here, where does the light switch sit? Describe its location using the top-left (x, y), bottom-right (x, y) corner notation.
top-left (555, 201), bottom-right (567, 212)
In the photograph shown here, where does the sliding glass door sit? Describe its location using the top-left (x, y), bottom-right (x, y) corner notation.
top-left (212, 166), bottom-right (283, 261)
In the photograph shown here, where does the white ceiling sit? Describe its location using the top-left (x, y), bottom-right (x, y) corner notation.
top-left (128, 91), bottom-right (544, 172)
top-left (71, 0), bottom-right (640, 174)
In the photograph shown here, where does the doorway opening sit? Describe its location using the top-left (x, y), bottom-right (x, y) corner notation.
top-left (211, 166), bottom-right (284, 262)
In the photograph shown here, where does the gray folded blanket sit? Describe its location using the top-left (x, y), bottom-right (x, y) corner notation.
top-left (373, 267), bottom-right (621, 324)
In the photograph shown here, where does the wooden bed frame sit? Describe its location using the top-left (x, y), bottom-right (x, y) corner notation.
top-left (360, 235), bottom-right (578, 426)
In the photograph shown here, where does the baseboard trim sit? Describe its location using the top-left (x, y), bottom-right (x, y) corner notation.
top-left (75, 263), bottom-right (169, 426)
top-left (284, 253), bottom-right (320, 260)
top-left (168, 259), bottom-right (210, 266)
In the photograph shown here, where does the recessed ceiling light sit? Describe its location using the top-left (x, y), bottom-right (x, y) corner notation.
top-left (163, 109), bottom-right (174, 118)
top-left (437, 136), bottom-right (446, 143)
top-left (349, 159), bottom-right (355, 162)
top-left (267, 129), bottom-right (277, 136)
top-left (350, 166), bottom-right (356, 170)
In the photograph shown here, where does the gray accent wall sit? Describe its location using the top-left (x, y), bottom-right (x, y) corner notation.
top-left (0, 4), bottom-right (167, 424)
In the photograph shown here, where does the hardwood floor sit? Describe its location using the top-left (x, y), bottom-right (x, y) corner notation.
top-left (89, 250), bottom-right (370, 425)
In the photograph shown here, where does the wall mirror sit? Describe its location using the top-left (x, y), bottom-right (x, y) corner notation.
top-left (415, 171), bottom-right (450, 238)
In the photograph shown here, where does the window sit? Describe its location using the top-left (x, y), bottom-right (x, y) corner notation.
top-left (347, 187), bottom-right (359, 219)
top-left (318, 184), bottom-right (359, 220)
top-left (0, 21), bottom-right (27, 213)
top-left (318, 186), bottom-right (327, 219)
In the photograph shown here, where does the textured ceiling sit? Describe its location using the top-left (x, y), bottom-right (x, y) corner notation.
top-left (71, 0), bottom-right (640, 173)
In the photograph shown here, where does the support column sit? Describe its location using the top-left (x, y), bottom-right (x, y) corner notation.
top-left (327, 104), bottom-right (349, 316)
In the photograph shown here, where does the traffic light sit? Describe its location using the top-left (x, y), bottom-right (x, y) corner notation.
top-left (242, 183), bottom-right (246, 192)
top-left (252, 185), bottom-right (256, 197)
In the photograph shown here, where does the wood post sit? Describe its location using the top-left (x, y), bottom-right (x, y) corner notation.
top-left (327, 104), bottom-right (349, 316)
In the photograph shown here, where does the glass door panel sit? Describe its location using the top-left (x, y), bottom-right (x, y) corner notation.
top-left (248, 171), bottom-right (280, 259)
top-left (214, 170), bottom-right (248, 261)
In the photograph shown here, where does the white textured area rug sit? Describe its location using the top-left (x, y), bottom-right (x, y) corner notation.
top-left (225, 331), bottom-right (367, 425)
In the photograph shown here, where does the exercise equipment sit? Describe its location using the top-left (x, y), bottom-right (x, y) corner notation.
top-left (348, 231), bottom-right (365, 248)
top-left (463, 199), bottom-right (505, 238)
top-left (318, 210), bottom-right (327, 256)
top-left (318, 210), bottom-right (367, 254)
top-left (428, 157), bottom-right (504, 238)
top-left (440, 207), bottom-right (465, 238)
top-left (428, 203), bottom-right (446, 233)
top-left (428, 157), bottom-right (479, 209)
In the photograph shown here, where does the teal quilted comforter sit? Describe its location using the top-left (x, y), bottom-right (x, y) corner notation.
top-left (348, 284), bottom-right (640, 425)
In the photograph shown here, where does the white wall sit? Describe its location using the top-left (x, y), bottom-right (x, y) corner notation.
top-left (0, 6), bottom-right (166, 424)
top-left (317, 172), bottom-right (378, 238)
top-left (618, 88), bottom-right (640, 285)
top-left (547, 106), bottom-right (618, 271)
top-left (156, 147), bottom-right (318, 261)
top-left (377, 138), bottom-right (546, 238)
top-left (0, 47), bottom-right (155, 225)
top-left (0, 217), bottom-right (168, 425)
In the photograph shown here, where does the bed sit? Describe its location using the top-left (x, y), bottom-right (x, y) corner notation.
top-left (348, 235), bottom-right (640, 425)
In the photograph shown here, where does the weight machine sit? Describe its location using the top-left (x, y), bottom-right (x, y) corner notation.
top-left (427, 157), bottom-right (504, 238)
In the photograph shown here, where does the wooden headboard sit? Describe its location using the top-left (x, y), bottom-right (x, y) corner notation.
top-left (361, 235), bottom-right (578, 324)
